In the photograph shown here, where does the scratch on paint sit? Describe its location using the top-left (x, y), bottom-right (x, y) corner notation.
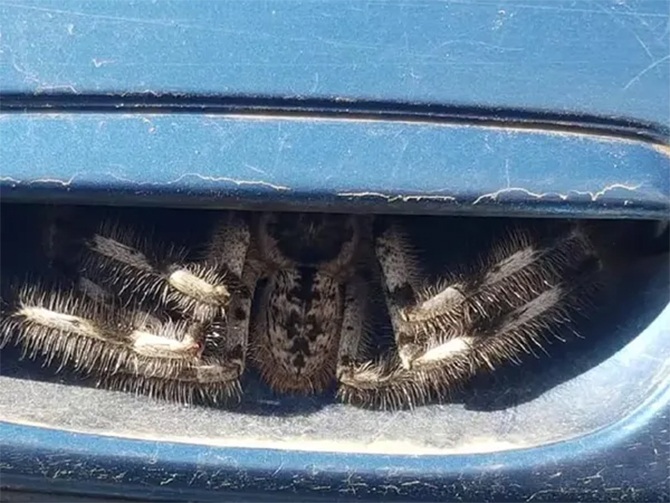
top-left (337, 191), bottom-right (456, 202)
top-left (472, 183), bottom-right (642, 204)
top-left (108, 172), bottom-right (291, 191)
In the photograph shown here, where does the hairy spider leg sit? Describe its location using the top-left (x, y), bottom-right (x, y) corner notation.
top-left (0, 281), bottom-right (242, 404)
top-left (338, 221), bottom-right (601, 409)
top-left (335, 277), bottom-right (427, 410)
top-left (333, 222), bottom-right (435, 409)
top-left (371, 221), bottom-right (427, 368)
top-left (81, 220), bottom-right (231, 322)
top-left (79, 215), bottom-right (252, 400)
top-left (1, 212), bottom-right (257, 404)
top-left (397, 226), bottom-right (600, 405)
top-left (203, 212), bottom-right (255, 386)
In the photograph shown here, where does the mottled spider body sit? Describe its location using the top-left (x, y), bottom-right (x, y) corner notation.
top-left (250, 212), bottom-right (367, 395)
top-left (0, 209), bottom-right (601, 409)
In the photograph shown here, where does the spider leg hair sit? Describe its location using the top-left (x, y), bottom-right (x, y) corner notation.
top-left (81, 220), bottom-right (233, 322)
top-left (335, 277), bottom-right (433, 410)
top-left (0, 281), bottom-right (243, 404)
top-left (205, 211), bottom-right (252, 278)
top-left (372, 219), bottom-right (426, 369)
top-left (203, 211), bottom-right (256, 377)
top-left (361, 222), bottom-right (601, 409)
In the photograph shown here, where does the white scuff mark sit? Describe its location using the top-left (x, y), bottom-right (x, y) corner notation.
top-left (243, 163), bottom-right (269, 176)
top-left (623, 54), bottom-right (670, 90)
top-left (92, 58), bottom-right (115, 68)
top-left (35, 84), bottom-right (79, 93)
top-left (11, 53), bottom-right (41, 86)
top-left (140, 117), bottom-right (156, 133)
top-left (270, 462), bottom-right (285, 477)
top-left (0, 176), bottom-right (21, 184)
top-left (595, 2), bottom-right (656, 63)
top-left (379, 484), bottom-right (401, 495)
top-left (30, 176), bottom-right (77, 186)
top-left (158, 473), bottom-right (178, 486)
top-left (570, 183), bottom-right (643, 200)
top-left (11, 51), bottom-right (79, 94)
top-left (111, 471), bottom-right (128, 482)
top-left (108, 172), bottom-right (291, 191)
top-left (0, 174), bottom-right (79, 186)
top-left (472, 183), bottom-right (642, 205)
top-left (2, 172), bottom-right (289, 192)
top-left (629, 28), bottom-right (655, 62)
top-left (504, 158), bottom-right (511, 187)
top-left (310, 72), bottom-right (320, 93)
top-left (337, 191), bottom-right (456, 203)
top-left (428, 38), bottom-right (522, 54)
top-left (527, 489), bottom-right (555, 502)
top-left (341, 472), bottom-right (368, 496)
top-left (493, 10), bottom-right (504, 30)
top-left (2, 3), bottom-right (180, 28)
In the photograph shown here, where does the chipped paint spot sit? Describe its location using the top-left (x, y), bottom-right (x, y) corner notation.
top-left (337, 191), bottom-right (456, 203)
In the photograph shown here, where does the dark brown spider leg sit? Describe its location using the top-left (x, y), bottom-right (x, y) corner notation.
top-left (372, 220), bottom-right (430, 369)
top-left (0, 281), bottom-right (243, 404)
top-left (216, 258), bottom-right (262, 385)
top-left (334, 277), bottom-right (431, 410)
top-left (335, 278), bottom-right (369, 380)
top-left (202, 211), bottom-right (256, 379)
top-left (83, 211), bottom-right (254, 386)
top-left (358, 222), bottom-right (602, 409)
top-left (205, 211), bottom-right (251, 278)
top-left (401, 224), bottom-right (600, 368)
top-left (80, 219), bottom-right (232, 322)
top-left (337, 272), bottom-right (590, 411)
top-left (2, 212), bottom-right (256, 404)
top-left (332, 276), bottom-right (458, 410)
top-left (332, 273), bottom-right (448, 410)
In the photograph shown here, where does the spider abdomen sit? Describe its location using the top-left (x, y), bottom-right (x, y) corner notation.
top-left (252, 267), bottom-right (343, 395)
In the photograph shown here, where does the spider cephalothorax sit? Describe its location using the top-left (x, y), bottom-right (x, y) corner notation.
top-left (0, 209), bottom-right (601, 409)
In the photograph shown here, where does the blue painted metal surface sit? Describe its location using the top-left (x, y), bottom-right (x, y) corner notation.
top-left (1, 113), bottom-right (668, 219)
top-left (1, 0), bottom-right (669, 134)
top-left (3, 411), bottom-right (670, 502)
top-left (1, 1), bottom-right (669, 501)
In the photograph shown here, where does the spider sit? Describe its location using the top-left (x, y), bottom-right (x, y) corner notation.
top-left (0, 209), bottom-right (600, 410)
